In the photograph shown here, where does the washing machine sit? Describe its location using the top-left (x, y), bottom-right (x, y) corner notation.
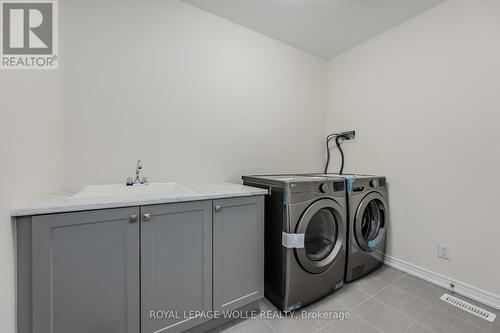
top-left (304, 174), bottom-right (388, 282)
top-left (242, 174), bottom-right (347, 312)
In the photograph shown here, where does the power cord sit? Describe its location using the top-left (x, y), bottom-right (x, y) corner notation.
top-left (324, 134), bottom-right (335, 174)
top-left (336, 135), bottom-right (347, 175)
top-left (324, 134), bottom-right (348, 175)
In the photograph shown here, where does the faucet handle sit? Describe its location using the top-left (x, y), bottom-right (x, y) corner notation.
top-left (141, 176), bottom-right (149, 185)
top-left (126, 177), bottom-right (134, 186)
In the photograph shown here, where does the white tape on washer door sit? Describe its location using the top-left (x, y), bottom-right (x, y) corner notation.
top-left (282, 231), bottom-right (305, 248)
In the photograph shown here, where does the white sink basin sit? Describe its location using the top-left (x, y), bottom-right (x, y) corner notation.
top-left (71, 183), bottom-right (192, 200)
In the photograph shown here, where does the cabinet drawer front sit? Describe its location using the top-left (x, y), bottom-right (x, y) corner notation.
top-left (213, 196), bottom-right (264, 311)
top-left (141, 201), bottom-right (212, 333)
top-left (32, 208), bottom-right (140, 333)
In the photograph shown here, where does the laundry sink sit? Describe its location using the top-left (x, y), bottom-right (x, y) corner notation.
top-left (71, 182), bottom-right (192, 200)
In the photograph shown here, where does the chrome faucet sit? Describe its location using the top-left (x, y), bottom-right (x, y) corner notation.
top-left (126, 159), bottom-right (149, 186)
top-left (135, 159), bottom-right (143, 182)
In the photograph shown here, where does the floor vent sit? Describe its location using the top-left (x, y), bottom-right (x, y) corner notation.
top-left (440, 293), bottom-right (496, 322)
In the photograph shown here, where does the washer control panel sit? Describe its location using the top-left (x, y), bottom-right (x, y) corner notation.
top-left (319, 183), bottom-right (329, 193)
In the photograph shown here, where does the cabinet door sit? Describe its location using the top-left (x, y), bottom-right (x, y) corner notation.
top-left (213, 196), bottom-right (264, 311)
top-left (141, 201), bottom-right (212, 333)
top-left (32, 207), bottom-right (140, 333)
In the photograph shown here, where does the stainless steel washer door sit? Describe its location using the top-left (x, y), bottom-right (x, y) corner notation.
top-left (354, 192), bottom-right (387, 252)
top-left (295, 199), bottom-right (344, 274)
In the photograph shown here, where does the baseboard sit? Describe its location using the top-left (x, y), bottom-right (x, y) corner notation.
top-left (384, 255), bottom-right (500, 311)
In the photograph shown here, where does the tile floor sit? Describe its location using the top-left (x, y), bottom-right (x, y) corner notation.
top-left (216, 265), bottom-right (499, 333)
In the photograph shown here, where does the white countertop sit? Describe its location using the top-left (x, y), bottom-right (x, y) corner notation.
top-left (11, 183), bottom-right (268, 217)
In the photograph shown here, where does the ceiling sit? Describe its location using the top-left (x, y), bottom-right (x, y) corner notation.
top-left (182, 0), bottom-right (446, 60)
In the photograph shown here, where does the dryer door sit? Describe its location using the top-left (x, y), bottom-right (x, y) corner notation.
top-left (294, 199), bottom-right (344, 274)
top-left (354, 192), bottom-right (387, 252)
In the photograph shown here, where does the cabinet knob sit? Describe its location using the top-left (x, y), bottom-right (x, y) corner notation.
top-left (143, 213), bottom-right (153, 221)
top-left (128, 215), bottom-right (138, 223)
top-left (214, 205), bottom-right (221, 212)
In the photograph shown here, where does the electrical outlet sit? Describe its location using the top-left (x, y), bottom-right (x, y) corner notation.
top-left (339, 129), bottom-right (358, 143)
top-left (438, 243), bottom-right (451, 260)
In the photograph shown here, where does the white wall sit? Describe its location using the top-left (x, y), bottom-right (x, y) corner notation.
top-left (63, 0), bottom-right (327, 191)
top-left (0, 7), bottom-right (64, 332)
top-left (0, 69), bottom-right (64, 331)
top-left (326, 0), bottom-right (500, 296)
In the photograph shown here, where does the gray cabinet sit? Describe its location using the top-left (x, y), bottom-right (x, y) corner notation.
top-left (213, 196), bottom-right (264, 311)
top-left (141, 201), bottom-right (213, 333)
top-left (17, 195), bottom-right (264, 333)
top-left (30, 208), bottom-right (140, 333)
